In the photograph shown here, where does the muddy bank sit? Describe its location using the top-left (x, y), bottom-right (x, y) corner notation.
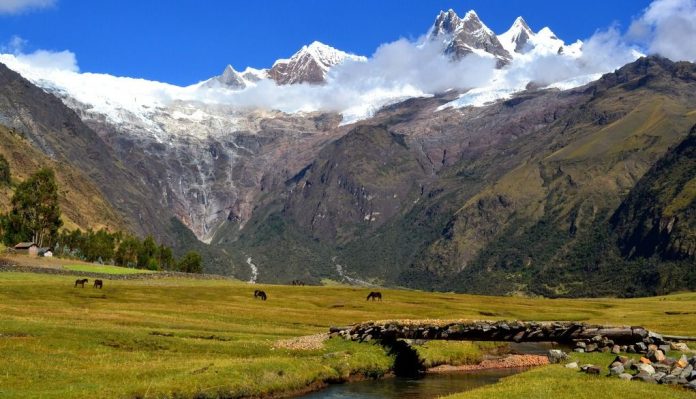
top-left (428, 354), bottom-right (549, 373)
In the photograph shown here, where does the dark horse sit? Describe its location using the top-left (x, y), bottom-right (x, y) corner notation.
top-left (74, 278), bottom-right (88, 288)
top-left (93, 279), bottom-right (103, 289)
top-left (366, 291), bottom-right (382, 301)
top-left (291, 280), bottom-right (305, 286)
top-left (254, 289), bottom-right (267, 301)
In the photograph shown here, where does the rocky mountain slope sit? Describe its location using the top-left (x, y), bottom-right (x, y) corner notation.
top-left (225, 57), bottom-right (696, 295)
top-left (0, 124), bottom-right (126, 233)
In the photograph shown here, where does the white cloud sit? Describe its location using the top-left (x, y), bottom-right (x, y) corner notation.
top-left (628, 0), bottom-right (696, 62)
top-left (1, 36), bottom-right (78, 72)
top-left (0, 0), bottom-right (55, 14)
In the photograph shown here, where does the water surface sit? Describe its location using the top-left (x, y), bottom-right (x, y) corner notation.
top-left (300, 368), bottom-right (525, 399)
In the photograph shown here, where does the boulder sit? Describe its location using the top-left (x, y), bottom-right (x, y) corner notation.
top-left (633, 372), bottom-right (657, 383)
top-left (636, 342), bottom-right (648, 352)
top-left (662, 375), bottom-right (679, 385)
top-left (618, 373), bottom-right (633, 381)
top-left (547, 349), bottom-right (568, 364)
top-left (648, 349), bottom-right (666, 362)
top-left (652, 372), bottom-right (666, 382)
top-left (680, 364), bottom-right (693, 380)
top-left (677, 355), bottom-right (689, 368)
top-left (613, 355), bottom-right (629, 364)
top-left (687, 381), bottom-right (696, 390)
top-left (611, 345), bottom-right (621, 354)
top-left (671, 342), bottom-right (691, 352)
top-left (636, 363), bottom-right (656, 375)
top-left (659, 344), bottom-right (671, 354)
top-left (565, 362), bottom-right (578, 369)
top-left (653, 363), bottom-right (671, 374)
top-left (609, 364), bottom-right (625, 376)
top-left (639, 357), bottom-right (652, 364)
top-left (586, 343), bottom-right (599, 353)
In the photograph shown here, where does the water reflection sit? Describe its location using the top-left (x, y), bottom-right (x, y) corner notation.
top-left (301, 368), bottom-right (525, 399)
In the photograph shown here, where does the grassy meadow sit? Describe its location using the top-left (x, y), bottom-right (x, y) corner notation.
top-left (62, 264), bottom-right (157, 275)
top-left (1, 272), bottom-right (696, 398)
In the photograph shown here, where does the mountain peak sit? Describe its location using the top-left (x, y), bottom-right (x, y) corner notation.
top-left (499, 16), bottom-right (535, 54)
top-left (268, 41), bottom-right (364, 85)
top-left (430, 9), bottom-right (510, 64)
top-left (511, 16), bottom-right (531, 31)
top-left (463, 10), bottom-right (480, 22)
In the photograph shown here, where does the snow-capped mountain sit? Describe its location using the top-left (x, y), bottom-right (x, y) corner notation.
top-left (430, 10), bottom-right (512, 65)
top-left (430, 10), bottom-right (584, 65)
top-left (203, 41), bottom-right (365, 89)
top-left (267, 41), bottom-right (366, 85)
top-left (497, 16), bottom-right (583, 58)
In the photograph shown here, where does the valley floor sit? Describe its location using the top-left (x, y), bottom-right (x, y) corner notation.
top-left (0, 272), bottom-right (695, 398)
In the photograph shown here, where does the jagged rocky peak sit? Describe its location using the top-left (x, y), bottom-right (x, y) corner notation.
top-left (429, 9), bottom-right (511, 64)
top-left (431, 9), bottom-right (462, 36)
top-left (498, 16), bottom-right (534, 54)
top-left (202, 65), bottom-right (268, 90)
top-left (219, 65), bottom-right (246, 89)
top-left (268, 41), bottom-right (364, 85)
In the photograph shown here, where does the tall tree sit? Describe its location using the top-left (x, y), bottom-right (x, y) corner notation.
top-left (3, 168), bottom-right (62, 247)
top-left (115, 235), bottom-right (141, 267)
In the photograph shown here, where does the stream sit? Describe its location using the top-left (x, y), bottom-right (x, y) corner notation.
top-left (300, 368), bottom-right (526, 399)
top-left (300, 342), bottom-right (557, 399)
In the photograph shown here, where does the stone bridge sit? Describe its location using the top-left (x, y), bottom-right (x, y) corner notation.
top-left (330, 320), bottom-right (690, 354)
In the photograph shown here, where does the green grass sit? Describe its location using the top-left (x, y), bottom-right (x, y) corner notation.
top-left (1, 272), bottom-right (696, 398)
top-left (444, 351), bottom-right (696, 399)
top-left (62, 264), bottom-right (156, 275)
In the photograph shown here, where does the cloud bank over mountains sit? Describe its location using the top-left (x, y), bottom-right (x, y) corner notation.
top-left (0, 0), bottom-right (694, 124)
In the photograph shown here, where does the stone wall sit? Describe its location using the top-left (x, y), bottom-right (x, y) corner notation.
top-left (331, 320), bottom-right (670, 354)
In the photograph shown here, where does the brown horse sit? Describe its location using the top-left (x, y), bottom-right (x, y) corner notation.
top-left (366, 291), bottom-right (382, 301)
top-left (93, 279), bottom-right (103, 289)
top-left (74, 279), bottom-right (88, 288)
top-left (254, 290), bottom-right (267, 301)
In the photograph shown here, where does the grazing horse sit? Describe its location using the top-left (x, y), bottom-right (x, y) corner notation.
top-left (254, 289), bottom-right (267, 301)
top-left (74, 278), bottom-right (88, 288)
top-left (366, 291), bottom-right (382, 301)
top-left (291, 280), bottom-right (305, 286)
top-left (93, 279), bottom-right (103, 289)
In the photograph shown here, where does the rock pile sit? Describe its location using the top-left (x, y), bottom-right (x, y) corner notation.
top-left (574, 345), bottom-right (696, 390)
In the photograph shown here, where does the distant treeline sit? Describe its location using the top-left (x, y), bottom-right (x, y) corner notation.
top-left (0, 164), bottom-right (202, 273)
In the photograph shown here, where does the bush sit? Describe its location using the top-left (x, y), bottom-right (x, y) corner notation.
top-left (178, 251), bottom-right (203, 274)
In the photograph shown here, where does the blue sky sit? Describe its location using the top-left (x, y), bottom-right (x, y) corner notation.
top-left (0, 0), bottom-right (655, 85)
